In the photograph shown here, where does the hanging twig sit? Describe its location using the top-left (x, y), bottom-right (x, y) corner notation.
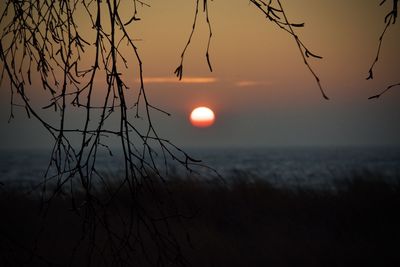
top-left (367, 0), bottom-right (399, 99)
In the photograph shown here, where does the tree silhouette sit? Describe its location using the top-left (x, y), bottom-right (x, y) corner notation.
top-left (0, 1), bottom-right (205, 265)
top-left (0, 0), bottom-right (398, 266)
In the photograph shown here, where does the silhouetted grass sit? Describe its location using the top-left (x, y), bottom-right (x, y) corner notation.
top-left (1, 171), bottom-right (400, 266)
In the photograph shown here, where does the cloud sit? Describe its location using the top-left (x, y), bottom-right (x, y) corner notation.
top-left (235, 80), bottom-right (271, 87)
top-left (142, 77), bottom-right (217, 84)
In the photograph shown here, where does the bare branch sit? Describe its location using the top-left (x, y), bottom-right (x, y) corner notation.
top-left (368, 0), bottom-right (399, 99)
top-left (249, 0), bottom-right (328, 99)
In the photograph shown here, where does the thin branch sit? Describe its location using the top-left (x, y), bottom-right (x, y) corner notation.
top-left (368, 82), bottom-right (400, 99)
top-left (367, 0), bottom-right (399, 99)
top-left (249, 0), bottom-right (328, 99)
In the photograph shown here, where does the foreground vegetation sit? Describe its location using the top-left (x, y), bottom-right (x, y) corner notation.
top-left (1, 172), bottom-right (400, 266)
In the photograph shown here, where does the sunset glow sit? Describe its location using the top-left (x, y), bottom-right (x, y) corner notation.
top-left (0, 0), bottom-right (399, 149)
top-left (190, 107), bottom-right (215, 128)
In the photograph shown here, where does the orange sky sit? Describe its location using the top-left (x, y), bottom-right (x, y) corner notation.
top-left (0, 0), bottom-right (399, 149)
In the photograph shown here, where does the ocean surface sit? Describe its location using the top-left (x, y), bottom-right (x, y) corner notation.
top-left (1, 146), bottom-right (400, 188)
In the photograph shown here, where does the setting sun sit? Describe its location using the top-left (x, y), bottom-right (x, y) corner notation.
top-left (190, 107), bottom-right (215, 128)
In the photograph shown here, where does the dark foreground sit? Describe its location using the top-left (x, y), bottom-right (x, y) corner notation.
top-left (1, 172), bottom-right (400, 267)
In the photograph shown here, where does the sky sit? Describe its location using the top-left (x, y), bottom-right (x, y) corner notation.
top-left (0, 0), bottom-right (399, 150)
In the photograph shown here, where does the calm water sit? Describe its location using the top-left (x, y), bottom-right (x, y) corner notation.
top-left (188, 147), bottom-right (400, 186)
top-left (1, 147), bottom-right (400, 187)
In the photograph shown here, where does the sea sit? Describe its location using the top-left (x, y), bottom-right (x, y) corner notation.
top-left (1, 146), bottom-right (400, 188)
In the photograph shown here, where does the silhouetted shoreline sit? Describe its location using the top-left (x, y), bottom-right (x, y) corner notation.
top-left (1, 171), bottom-right (400, 266)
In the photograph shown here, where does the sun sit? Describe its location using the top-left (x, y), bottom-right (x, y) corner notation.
top-left (190, 107), bottom-right (215, 128)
